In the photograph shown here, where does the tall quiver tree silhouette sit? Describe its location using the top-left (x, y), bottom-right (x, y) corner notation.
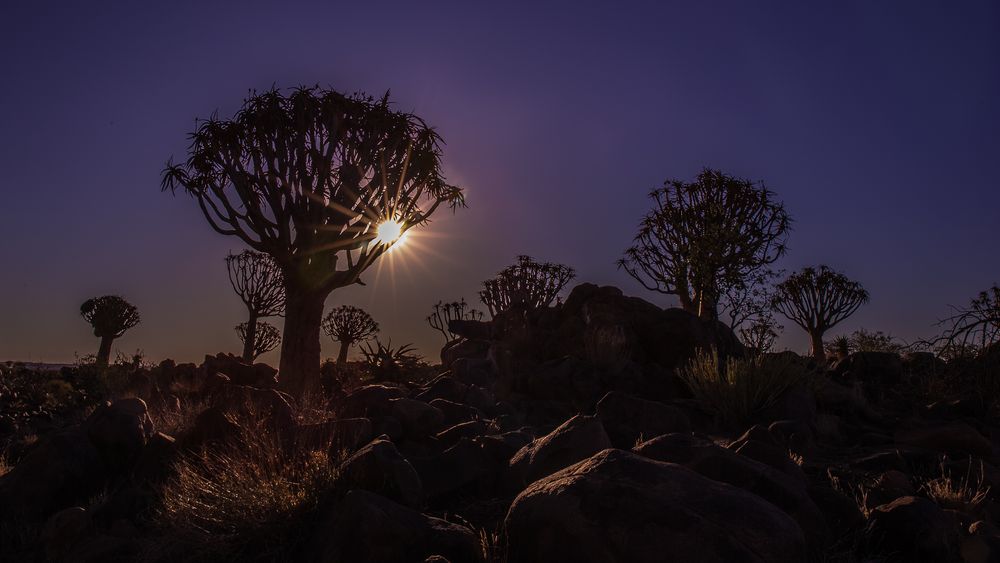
top-left (772, 265), bottom-right (869, 361)
top-left (236, 321), bottom-right (281, 361)
top-left (479, 256), bottom-right (575, 317)
top-left (80, 295), bottom-right (140, 367)
top-left (226, 250), bottom-right (284, 362)
top-left (163, 87), bottom-right (464, 396)
top-left (619, 168), bottom-right (790, 320)
top-left (322, 305), bottom-right (378, 363)
top-left (427, 299), bottom-right (484, 342)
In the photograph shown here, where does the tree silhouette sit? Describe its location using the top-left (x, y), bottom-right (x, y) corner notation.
top-left (322, 305), bottom-right (379, 363)
top-left (80, 295), bottom-right (140, 367)
top-left (479, 255), bottom-right (575, 317)
top-left (235, 320), bottom-right (281, 361)
top-left (738, 314), bottom-right (782, 355)
top-left (163, 86), bottom-right (464, 396)
top-left (226, 250), bottom-right (284, 361)
top-left (930, 285), bottom-right (1000, 357)
top-left (427, 299), bottom-right (484, 342)
top-left (620, 168), bottom-right (790, 320)
top-left (772, 266), bottom-right (869, 361)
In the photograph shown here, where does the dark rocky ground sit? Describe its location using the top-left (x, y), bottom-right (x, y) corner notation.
top-left (2, 283), bottom-right (999, 562)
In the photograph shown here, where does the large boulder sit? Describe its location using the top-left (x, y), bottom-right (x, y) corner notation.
top-left (337, 385), bottom-right (408, 419)
top-left (84, 398), bottom-right (155, 467)
top-left (389, 398), bottom-right (445, 439)
top-left (895, 422), bottom-right (993, 458)
top-left (337, 438), bottom-right (423, 508)
top-left (634, 433), bottom-right (829, 547)
top-left (307, 490), bottom-right (482, 563)
top-left (595, 391), bottom-right (691, 448)
top-left (411, 438), bottom-right (495, 502)
top-left (201, 353), bottom-right (278, 388)
top-left (504, 449), bottom-right (806, 562)
top-left (864, 496), bottom-right (959, 562)
top-left (508, 414), bottom-right (612, 490)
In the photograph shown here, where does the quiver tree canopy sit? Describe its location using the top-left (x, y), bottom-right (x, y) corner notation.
top-left (80, 295), bottom-right (140, 366)
top-left (619, 168), bottom-right (790, 320)
top-left (479, 255), bottom-right (575, 317)
top-left (162, 86), bottom-right (464, 395)
top-left (772, 265), bottom-right (869, 360)
top-left (236, 320), bottom-right (282, 361)
top-left (226, 250), bottom-right (284, 361)
top-left (427, 299), bottom-right (484, 342)
top-left (322, 305), bottom-right (379, 363)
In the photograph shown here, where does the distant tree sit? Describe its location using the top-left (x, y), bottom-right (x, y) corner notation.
top-left (427, 299), bottom-right (484, 342)
top-left (739, 314), bottom-right (783, 355)
top-left (479, 255), bottom-right (575, 317)
top-left (929, 284), bottom-right (1000, 358)
top-left (226, 250), bottom-right (284, 362)
top-left (772, 266), bottom-right (869, 361)
top-left (80, 295), bottom-right (140, 367)
top-left (235, 320), bottom-right (281, 361)
top-left (163, 86), bottom-right (464, 396)
top-left (323, 305), bottom-right (379, 363)
top-left (620, 168), bottom-right (790, 320)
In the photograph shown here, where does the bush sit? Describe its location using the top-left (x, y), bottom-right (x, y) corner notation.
top-left (359, 339), bottom-right (428, 383)
top-left (678, 349), bottom-right (809, 426)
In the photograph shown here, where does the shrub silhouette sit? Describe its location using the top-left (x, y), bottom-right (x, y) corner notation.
top-left (79, 295), bottom-right (140, 367)
top-left (479, 255), bottom-right (575, 317)
top-left (426, 299), bottom-right (484, 342)
top-left (620, 168), bottom-right (790, 320)
top-left (163, 86), bottom-right (464, 396)
top-left (226, 251), bottom-right (284, 361)
top-left (772, 266), bottom-right (869, 361)
top-left (236, 321), bottom-right (282, 361)
top-left (360, 338), bottom-right (422, 382)
top-left (931, 284), bottom-right (1000, 357)
top-left (826, 328), bottom-right (902, 358)
top-left (322, 305), bottom-right (379, 364)
top-left (739, 315), bottom-right (782, 355)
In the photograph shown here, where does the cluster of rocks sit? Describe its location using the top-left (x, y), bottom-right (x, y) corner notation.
top-left (2, 283), bottom-right (999, 562)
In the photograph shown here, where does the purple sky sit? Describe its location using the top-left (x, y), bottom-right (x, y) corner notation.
top-left (2, 2), bottom-right (998, 365)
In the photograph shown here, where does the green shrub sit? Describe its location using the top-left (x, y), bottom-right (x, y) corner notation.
top-left (678, 349), bottom-right (808, 426)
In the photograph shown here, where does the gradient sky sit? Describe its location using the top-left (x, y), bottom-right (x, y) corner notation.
top-left (2, 1), bottom-right (998, 365)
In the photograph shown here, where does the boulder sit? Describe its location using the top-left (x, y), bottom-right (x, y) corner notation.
top-left (729, 426), bottom-right (808, 489)
top-left (201, 353), bottom-right (278, 388)
top-left (84, 398), bottom-right (155, 467)
top-left (41, 507), bottom-right (92, 561)
top-left (338, 385), bottom-right (408, 419)
top-left (961, 520), bottom-right (1000, 563)
top-left (389, 398), bottom-right (445, 439)
top-left (435, 421), bottom-right (490, 449)
top-left (337, 438), bottom-right (423, 508)
top-left (895, 423), bottom-right (993, 458)
top-left (634, 433), bottom-right (828, 547)
top-left (183, 406), bottom-right (243, 450)
top-left (864, 496), bottom-right (958, 562)
top-left (307, 490), bottom-right (482, 563)
top-left (504, 449), bottom-right (806, 562)
top-left (595, 391), bottom-right (691, 448)
top-left (417, 376), bottom-right (470, 404)
top-left (411, 438), bottom-right (495, 502)
top-left (441, 337), bottom-right (490, 368)
top-left (429, 399), bottom-right (483, 426)
top-left (210, 384), bottom-right (295, 430)
top-left (508, 414), bottom-right (612, 490)
top-left (833, 352), bottom-right (903, 384)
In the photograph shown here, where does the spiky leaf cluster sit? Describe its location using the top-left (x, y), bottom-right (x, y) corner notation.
top-left (80, 295), bottom-right (140, 338)
top-left (479, 256), bottom-right (575, 317)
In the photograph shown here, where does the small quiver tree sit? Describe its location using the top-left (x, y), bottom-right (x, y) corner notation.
top-left (226, 250), bottom-right (285, 361)
top-left (739, 314), bottom-right (782, 355)
top-left (426, 299), bottom-right (484, 342)
top-left (80, 295), bottom-right (141, 367)
top-left (479, 255), bottom-right (575, 317)
top-left (322, 305), bottom-right (379, 363)
top-left (772, 266), bottom-right (869, 362)
top-left (236, 321), bottom-right (282, 361)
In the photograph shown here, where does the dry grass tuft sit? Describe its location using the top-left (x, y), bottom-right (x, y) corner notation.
top-left (921, 461), bottom-right (991, 513)
top-left (678, 349), bottom-right (808, 426)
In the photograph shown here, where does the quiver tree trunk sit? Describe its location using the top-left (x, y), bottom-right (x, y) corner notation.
top-left (337, 339), bottom-right (353, 364)
top-left (242, 312), bottom-right (259, 362)
top-left (809, 331), bottom-right (826, 362)
top-left (96, 336), bottom-right (115, 367)
top-left (278, 286), bottom-right (329, 398)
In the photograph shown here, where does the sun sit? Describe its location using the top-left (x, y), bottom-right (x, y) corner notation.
top-left (374, 219), bottom-right (407, 247)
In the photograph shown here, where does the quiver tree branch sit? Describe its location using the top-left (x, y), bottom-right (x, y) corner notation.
top-left (925, 285), bottom-right (1000, 358)
top-left (322, 305), bottom-right (379, 363)
top-left (479, 255), bottom-right (575, 317)
top-left (162, 86), bottom-right (464, 395)
top-left (80, 295), bottom-right (140, 367)
top-left (236, 320), bottom-right (282, 361)
top-left (426, 298), bottom-right (485, 342)
top-left (772, 265), bottom-right (869, 361)
top-left (619, 168), bottom-right (790, 320)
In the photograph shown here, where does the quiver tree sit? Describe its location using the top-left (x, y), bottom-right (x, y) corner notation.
top-left (80, 295), bottom-right (140, 367)
top-left (619, 168), bottom-right (790, 320)
top-left (930, 285), bottom-right (1000, 358)
top-left (163, 86), bottom-right (464, 396)
top-left (479, 255), bottom-right (575, 317)
top-left (739, 314), bottom-right (782, 355)
top-left (226, 250), bottom-right (285, 361)
top-left (322, 305), bottom-right (379, 363)
top-left (772, 265), bottom-right (869, 361)
top-left (427, 299), bottom-right (484, 342)
top-left (236, 321), bottom-right (281, 361)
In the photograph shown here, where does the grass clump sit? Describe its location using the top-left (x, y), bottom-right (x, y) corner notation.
top-left (678, 348), bottom-right (808, 426)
